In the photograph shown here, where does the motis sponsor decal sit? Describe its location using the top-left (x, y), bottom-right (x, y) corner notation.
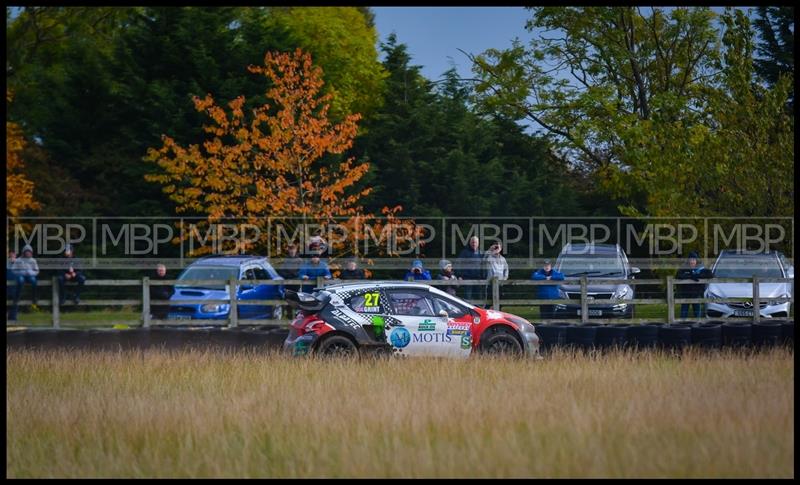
top-left (390, 327), bottom-right (411, 348)
top-left (412, 332), bottom-right (452, 343)
top-left (418, 319), bottom-right (436, 331)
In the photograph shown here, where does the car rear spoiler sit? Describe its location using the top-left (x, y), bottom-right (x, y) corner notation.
top-left (284, 289), bottom-right (329, 312)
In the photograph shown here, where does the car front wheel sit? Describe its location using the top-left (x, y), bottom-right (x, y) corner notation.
top-left (480, 327), bottom-right (523, 356)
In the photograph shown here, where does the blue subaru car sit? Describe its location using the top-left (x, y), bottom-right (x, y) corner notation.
top-left (167, 256), bottom-right (285, 321)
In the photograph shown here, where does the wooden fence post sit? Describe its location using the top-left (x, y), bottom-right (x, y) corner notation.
top-left (752, 276), bottom-right (760, 324)
top-left (580, 275), bottom-right (588, 325)
top-left (316, 275), bottom-right (325, 290)
top-left (491, 277), bottom-right (500, 311)
top-left (229, 277), bottom-right (238, 328)
top-left (666, 276), bottom-right (674, 325)
top-left (142, 277), bottom-right (150, 328)
top-left (52, 276), bottom-right (60, 329)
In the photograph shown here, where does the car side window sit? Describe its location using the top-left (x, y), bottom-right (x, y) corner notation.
top-left (348, 290), bottom-right (384, 313)
top-left (243, 268), bottom-right (256, 281)
top-left (430, 296), bottom-right (466, 318)
top-left (388, 291), bottom-right (435, 316)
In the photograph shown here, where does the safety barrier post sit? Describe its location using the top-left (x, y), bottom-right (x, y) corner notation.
top-left (142, 277), bottom-right (150, 328)
top-left (580, 275), bottom-right (588, 325)
top-left (52, 276), bottom-right (60, 329)
top-left (752, 276), bottom-right (760, 324)
top-left (492, 277), bottom-right (500, 311)
top-left (666, 276), bottom-right (674, 325)
top-left (229, 277), bottom-right (238, 327)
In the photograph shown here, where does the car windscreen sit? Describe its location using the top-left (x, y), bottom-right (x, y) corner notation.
top-left (176, 266), bottom-right (240, 289)
top-left (713, 256), bottom-right (784, 278)
top-left (557, 253), bottom-right (625, 277)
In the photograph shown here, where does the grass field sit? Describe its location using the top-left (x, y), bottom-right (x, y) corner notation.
top-left (6, 347), bottom-right (794, 478)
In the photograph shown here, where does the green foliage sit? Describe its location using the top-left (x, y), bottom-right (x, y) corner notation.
top-left (473, 7), bottom-right (793, 217)
top-left (264, 7), bottom-right (387, 120)
top-left (752, 6), bottom-right (793, 101)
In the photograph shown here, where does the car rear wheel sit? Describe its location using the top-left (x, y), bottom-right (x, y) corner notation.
top-left (316, 335), bottom-right (359, 358)
top-left (481, 327), bottom-right (523, 356)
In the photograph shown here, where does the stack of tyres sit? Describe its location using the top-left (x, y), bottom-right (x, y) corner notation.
top-left (183, 327), bottom-right (213, 350)
top-left (628, 323), bottom-right (660, 350)
top-left (721, 322), bottom-right (752, 349)
top-left (534, 324), bottom-right (569, 353)
top-left (88, 328), bottom-right (123, 351)
top-left (595, 324), bottom-right (630, 351)
top-left (780, 320), bottom-right (794, 347)
top-left (120, 328), bottom-right (152, 351)
top-left (149, 327), bottom-right (186, 350)
top-left (566, 323), bottom-right (602, 351)
top-left (690, 322), bottom-right (722, 350)
top-left (658, 324), bottom-right (692, 352)
top-left (751, 321), bottom-right (783, 349)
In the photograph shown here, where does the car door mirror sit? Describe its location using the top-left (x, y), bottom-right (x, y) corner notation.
top-left (438, 309), bottom-right (449, 318)
top-left (787, 266), bottom-right (794, 279)
top-left (630, 267), bottom-right (641, 275)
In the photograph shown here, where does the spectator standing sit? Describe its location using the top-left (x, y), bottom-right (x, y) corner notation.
top-left (531, 259), bottom-right (565, 319)
top-left (276, 243), bottom-right (303, 280)
top-left (404, 259), bottom-right (432, 281)
top-left (56, 244), bottom-right (86, 306)
top-left (298, 251), bottom-right (332, 292)
top-left (6, 250), bottom-right (16, 319)
top-left (10, 244), bottom-right (40, 320)
top-left (484, 243), bottom-right (509, 308)
top-left (458, 236), bottom-right (485, 302)
top-left (150, 264), bottom-right (174, 320)
top-left (436, 259), bottom-right (460, 296)
top-left (675, 251), bottom-right (713, 319)
top-left (340, 258), bottom-right (365, 280)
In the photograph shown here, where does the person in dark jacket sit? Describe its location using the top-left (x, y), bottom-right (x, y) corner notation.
top-left (404, 259), bottom-right (432, 281)
top-left (150, 264), bottom-right (174, 320)
top-left (340, 258), bottom-right (366, 280)
top-left (56, 244), bottom-right (86, 306)
top-left (298, 251), bottom-right (332, 292)
top-left (436, 259), bottom-right (460, 296)
top-left (10, 244), bottom-right (39, 319)
top-left (276, 243), bottom-right (303, 280)
top-left (531, 259), bottom-right (565, 319)
top-left (457, 237), bottom-right (485, 302)
top-left (675, 251), bottom-right (713, 319)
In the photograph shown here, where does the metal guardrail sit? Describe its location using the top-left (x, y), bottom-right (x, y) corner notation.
top-left (5, 275), bottom-right (794, 328)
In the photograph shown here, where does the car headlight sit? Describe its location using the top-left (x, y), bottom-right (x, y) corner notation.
top-left (201, 303), bottom-right (226, 313)
top-left (705, 291), bottom-right (723, 303)
top-left (768, 293), bottom-right (791, 305)
top-left (612, 287), bottom-right (629, 299)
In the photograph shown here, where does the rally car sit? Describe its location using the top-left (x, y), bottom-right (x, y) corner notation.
top-left (283, 281), bottom-right (540, 358)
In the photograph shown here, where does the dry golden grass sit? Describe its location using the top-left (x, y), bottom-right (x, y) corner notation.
top-left (6, 347), bottom-right (794, 478)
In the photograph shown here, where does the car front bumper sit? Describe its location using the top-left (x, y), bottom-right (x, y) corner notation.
top-left (553, 303), bottom-right (630, 317)
top-left (518, 324), bottom-right (541, 358)
top-left (705, 302), bottom-right (791, 319)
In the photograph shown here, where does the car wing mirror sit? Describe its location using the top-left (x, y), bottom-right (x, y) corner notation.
top-left (630, 267), bottom-right (641, 275)
top-left (438, 309), bottom-right (449, 318)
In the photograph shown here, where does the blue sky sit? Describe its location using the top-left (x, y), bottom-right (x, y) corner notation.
top-left (372, 7), bottom-right (533, 83)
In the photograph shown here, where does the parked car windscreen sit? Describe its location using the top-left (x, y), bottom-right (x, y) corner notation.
top-left (558, 253), bottom-right (625, 277)
top-left (713, 255), bottom-right (784, 278)
top-left (176, 266), bottom-right (241, 289)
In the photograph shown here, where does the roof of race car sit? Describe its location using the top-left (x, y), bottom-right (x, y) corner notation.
top-left (322, 280), bottom-right (433, 292)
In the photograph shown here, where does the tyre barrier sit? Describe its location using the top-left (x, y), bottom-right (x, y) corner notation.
top-left (721, 322), bottom-right (752, 348)
top-left (751, 321), bottom-right (783, 348)
top-left (628, 323), bottom-right (660, 349)
top-left (566, 323), bottom-right (602, 350)
top-left (595, 324), bottom-right (630, 350)
top-left (690, 323), bottom-right (722, 349)
top-left (658, 324), bottom-right (692, 351)
top-left (534, 324), bottom-right (569, 353)
top-left (780, 320), bottom-right (794, 346)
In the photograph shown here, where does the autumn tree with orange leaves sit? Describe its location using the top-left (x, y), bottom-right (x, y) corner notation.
top-left (6, 90), bottom-right (40, 218)
top-left (146, 48), bottom-right (422, 260)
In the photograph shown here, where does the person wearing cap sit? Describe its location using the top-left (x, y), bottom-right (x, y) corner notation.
top-left (340, 258), bottom-right (365, 280)
top-left (436, 259), bottom-right (460, 296)
top-left (675, 251), bottom-right (713, 319)
top-left (298, 250), bottom-right (332, 292)
top-left (531, 258), bottom-right (565, 319)
top-left (404, 259), bottom-right (431, 281)
top-left (56, 244), bottom-right (86, 306)
top-left (10, 244), bottom-right (40, 320)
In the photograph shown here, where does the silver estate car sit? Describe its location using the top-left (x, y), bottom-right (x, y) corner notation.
top-left (705, 250), bottom-right (794, 319)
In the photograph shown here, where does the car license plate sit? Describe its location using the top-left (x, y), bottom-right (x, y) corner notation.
top-left (734, 310), bottom-right (754, 317)
top-left (167, 314), bottom-right (191, 320)
top-left (577, 309), bottom-right (602, 316)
